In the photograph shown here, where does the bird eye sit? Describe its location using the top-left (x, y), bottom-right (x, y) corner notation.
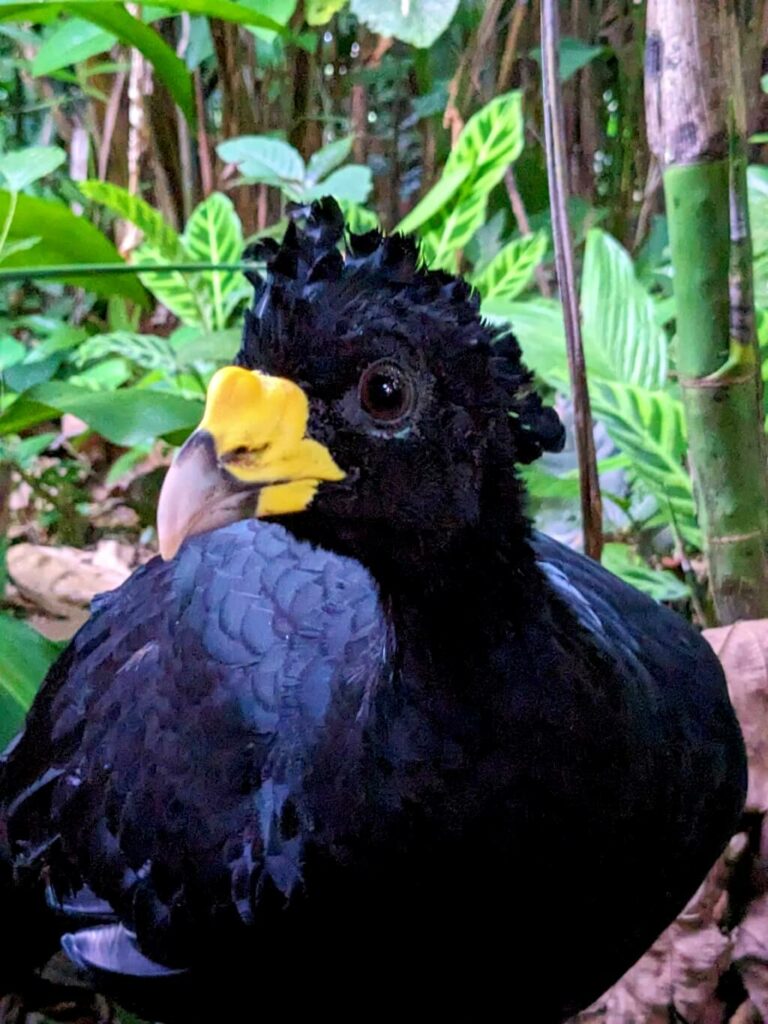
top-left (358, 361), bottom-right (414, 424)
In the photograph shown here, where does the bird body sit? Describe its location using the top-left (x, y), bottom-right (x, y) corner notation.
top-left (0, 200), bottom-right (746, 1022)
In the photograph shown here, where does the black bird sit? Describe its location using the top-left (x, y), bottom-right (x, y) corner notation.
top-left (0, 199), bottom-right (746, 1022)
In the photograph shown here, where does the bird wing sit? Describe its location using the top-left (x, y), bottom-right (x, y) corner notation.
top-left (1, 519), bottom-right (386, 971)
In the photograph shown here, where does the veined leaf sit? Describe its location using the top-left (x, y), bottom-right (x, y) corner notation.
top-left (421, 92), bottom-right (525, 270)
top-left (217, 135), bottom-right (305, 187)
top-left (529, 37), bottom-right (606, 82)
top-left (581, 228), bottom-right (668, 390)
top-left (0, 380), bottom-right (203, 445)
top-left (182, 193), bottom-right (245, 331)
top-left (350, 0), bottom-right (459, 47)
top-left (135, 245), bottom-right (209, 328)
top-left (0, 614), bottom-right (60, 748)
top-left (306, 136), bottom-right (353, 183)
top-left (32, 16), bottom-right (113, 74)
top-left (78, 180), bottom-right (186, 259)
top-left (482, 297), bottom-right (615, 387)
top-left (0, 190), bottom-right (147, 304)
top-left (601, 543), bottom-right (690, 602)
top-left (304, 165), bottom-right (372, 204)
top-left (64, 2), bottom-right (195, 125)
top-left (0, 146), bottom-right (66, 192)
top-left (589, 380), bottom-right (700, 547)
top-left (471, 232), bottom-right (546, 302)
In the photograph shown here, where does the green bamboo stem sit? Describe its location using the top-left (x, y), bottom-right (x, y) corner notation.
top-left (647, 0), bottom-right (768, 623)
top-left (666, 162), bottom-right (768, 620)
top-left (0, 261), bottom-right (258, 282)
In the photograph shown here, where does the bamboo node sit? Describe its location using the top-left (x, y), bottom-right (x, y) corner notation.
top-left (679, 373), bottom-right (755, 389)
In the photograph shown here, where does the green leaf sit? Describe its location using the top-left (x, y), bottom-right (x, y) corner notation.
top-left (78, 180), bottom-right (185, 259)
top-left (589, 380), bottom-right (700, 547)
top-left (305, 165), bottom-right (372, 204)
top-left (0, 146), bottom-right (66, 192)
top-left (306, 0), bottom-right (346, 25)
top-left (0, 0), bottom-right (290, 33)
top-left (350, 0), bottom-right (459, 47)
top-left (470, 232), bottom-right (546, 302)
top-left (306, 136), bottom-right (353, 184)
top-left (336, 200), bottom-right (379, 234)
top-left (0, 334), bottom-right (25, 370)
top-left (0, 381), bottom-right (203, 446)
top-left (396, 167), bottom-right (469, 235)
top-left (581, 228), bottom-right (668, 390)
top-left (529, 37), bottom-right (606, 82)
top-left (601, 543), bottom-right (691, 602)
top-left (217, 135), bottom-right (305, 187)
top-left (63, 2), bottom-right (195, 125)
top-left (182, 193), bottom-right (245, 330)
top-left (0, 236), bottom-right (42, 263)
top-left (0, 191), bottom-right (147, 304)
top-left (135, 246), bottom-right (208, 327)
top-left (0, 613), bottom-right (60, 748)
top-left (420, 92), bottom-right (525, 270)
top-left (32, 16), bottom-right (113, 74)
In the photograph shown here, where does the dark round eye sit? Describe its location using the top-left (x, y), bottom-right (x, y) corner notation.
top-left (358, 362), bottom-right (415, 423)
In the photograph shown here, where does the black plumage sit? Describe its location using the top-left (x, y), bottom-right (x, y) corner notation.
top-left (0, 199), bottom-right (745, 1022)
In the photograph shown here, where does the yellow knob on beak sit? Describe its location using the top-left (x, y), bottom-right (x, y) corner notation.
top-left (157, 366), bottom-right (345, 560)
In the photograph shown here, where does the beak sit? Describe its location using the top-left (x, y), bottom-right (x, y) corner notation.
top-left (157, 366), bottom-right (345, 560)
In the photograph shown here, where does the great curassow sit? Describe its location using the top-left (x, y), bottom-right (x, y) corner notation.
top-left (0, 198), bottom-right (746, 1023)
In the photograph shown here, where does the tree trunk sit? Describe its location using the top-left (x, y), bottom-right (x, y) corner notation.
top-left (645, 0), bottom-right (768, 624)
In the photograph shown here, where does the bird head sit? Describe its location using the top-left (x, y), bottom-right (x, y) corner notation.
top-left (157, 197), bottom-right (564, 567)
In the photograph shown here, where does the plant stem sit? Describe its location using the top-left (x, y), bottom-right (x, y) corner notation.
top-left (646, 0), bottom-right (768, 623)
top-left (540, 0), bottom-right (603, 560)
top-left (0, 261), bottom-right (258, 282)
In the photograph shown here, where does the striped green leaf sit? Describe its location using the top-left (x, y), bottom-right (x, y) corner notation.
top-left (590, 380), bottom-right (699, 546)
top-left (471, 232), bottom-right (546, 302)
top-left (182, 193), bottom-right (246, 330)
top-left (135, 245), bottom-right (208, 327)
top-left (419, 92), bottom-right (525, 271)
top-left (78, 180), bottom-right (186, 260)
top-left (581, 228), bottom-right (668, 390)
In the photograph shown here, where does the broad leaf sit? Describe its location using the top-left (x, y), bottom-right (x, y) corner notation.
top-left (421, 92), bottom-right (525, 270)
top-left (306, 136), bottom-right (353, 184)
top-left (217, 135), bottom-right (305, 187)
top-left (482, 297), bottom-right (615, 386)
top-left (0, 613), bottom-right (60, 748)
top-left (0, 145), bottom-right (66, 192)
top-left (305, 165), bottom-right (372, 204)
top-left (32, 16), bottom-right (113, 74)
top-left (135, 245), bottom-right (209, 327)
top-left (182, 193), bottom-right (245, 330)
top-left (0, 381), bottom-right (203, 445)
top-left (581, 228), bottom-right (668, 390)
top-left (0, 191), bottom-right (147, 304)
top-left (78, 180), bottom-right (186, 259)
top-left (64, 2), bottom-right (195, 124)
top-left (350, 0), bottom-right (459, 47)
top-left (589, 380), bottom-right (700, 547)
top-left (601, 543), bottom-right (690, 602)
top-left (470, 232), bottom-right (546, 302)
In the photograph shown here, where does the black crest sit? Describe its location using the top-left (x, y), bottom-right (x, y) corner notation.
top-left (237, 197), bottom-right (564, 465)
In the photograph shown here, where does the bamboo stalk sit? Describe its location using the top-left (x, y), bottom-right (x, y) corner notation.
top-left (541, 0), bottom-right (603, 560)
top-left (645, 0), bottom-right (768, 623)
